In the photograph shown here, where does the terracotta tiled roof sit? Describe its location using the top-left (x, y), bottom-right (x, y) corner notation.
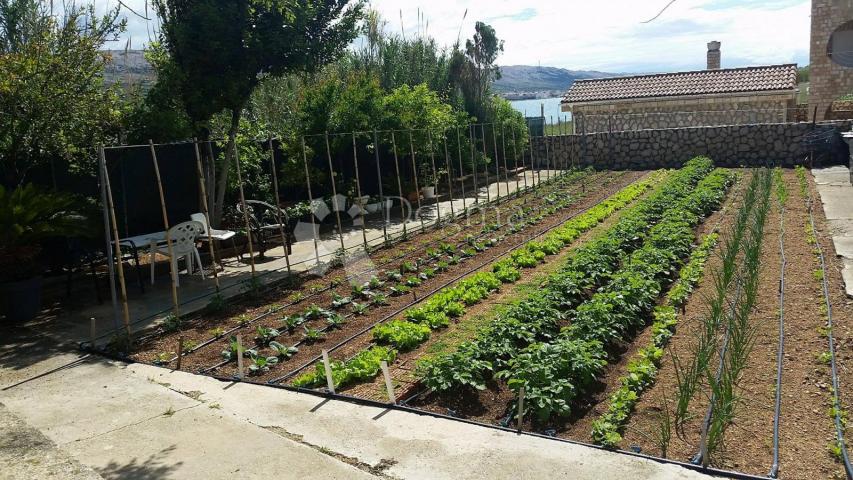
top-left (562, 64), bottom-right (798, 104)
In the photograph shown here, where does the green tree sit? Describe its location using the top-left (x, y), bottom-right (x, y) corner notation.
top-left (464, 22), bottom-right (503, 121)
top-left (0, 0), bottom-right (125, 186)
top-left (153, 0), bottom-right (364, 225)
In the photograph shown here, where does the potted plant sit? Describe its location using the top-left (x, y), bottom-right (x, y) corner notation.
top-left (418, 163), bottom-right (437, 199)
top-left (0, 184), bottom-right (90, 322)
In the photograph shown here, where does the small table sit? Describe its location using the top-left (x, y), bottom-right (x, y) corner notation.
top-left (113, 231), bottom-right (166, 293)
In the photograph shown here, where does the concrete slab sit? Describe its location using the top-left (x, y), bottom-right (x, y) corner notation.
top-left (844, 260), bottom-right (853, 298)
top-left (816, 185), bottom-right (853, 221)
top-left (63, 400), bottom-right (372, 480)
top-left (0, 403), bottom-right (103, 480)
top-left (130, 364), bottom-right (714, 480)
top-left (835, 236), bottom-right (853, 259)
top-left (812, 166), bottom-right (853, 186)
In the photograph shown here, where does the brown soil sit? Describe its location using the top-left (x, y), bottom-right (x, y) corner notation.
top-left (339, 181), bottom-right (652, 402)
top-left (622, 169), bottom-right (850, 479)
top-left (163, 171), bottom-right (645, 379)
top-left (406, 169), bottom-right (738, 433)
top-left (129, 170), bottom-right (617, 365)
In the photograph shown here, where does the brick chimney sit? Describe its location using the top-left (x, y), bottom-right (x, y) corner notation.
top-left (707, 41), bottom-right (721, 70)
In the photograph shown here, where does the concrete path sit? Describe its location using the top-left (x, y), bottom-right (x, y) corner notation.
top-left (0, 350), bottom-right (715, 480)
top-left (812, 166), bottom-right (853, 297)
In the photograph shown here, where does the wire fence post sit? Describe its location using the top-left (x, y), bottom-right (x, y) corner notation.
top-left (351, 133), bottom-right (369, 252)
top-left (301, 137), bottom-right (322, 268)
top-left (544, 129), bottom-right (552, 183)
top-left (499, 122), bottom-right (511, 198)
top-left (408, 131), bottom-right (426, 233)
top-left (456, 127), bottom-right (468, 218)
top-left (480, 124), bottom-right (491, 204)
top-left (267, 138), bottom-right (292, 276)
top-left (100, 146), bottom-right (132, 343)
top-left (443, 132), bottom-right (456, 219)
top-left (233, 141), bottom-right (257, 278)
top-left (390, 131), bottom-right (407, 238)
top-left (148, 140), bottom-right (182, 318)
top-left (98, 147), bottom-right (120, 331)
top-left (193, 139), bottom-right (221, 291)
top-left (373, 129), bottom-right (389, 245)
top-left (469, 125), bottom-right (479, 210)
top-left (324, 133), bottom-right (347, 255)
top-left (427, 130), bottom-right (441, 227)
top-left (511, 128), bottom-right (526, 195)
top-left (528, 125), bottom-right (539, 190)
top-left (491, 123), bottom-right (501, 202)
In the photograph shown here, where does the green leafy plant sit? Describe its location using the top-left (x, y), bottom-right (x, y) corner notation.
top-left (255, 326), bottom-right (280, 345)
top-left (269, 341), bottom-right (298, 359)
top-left (161, 314), bottom-right (182, 333)
top-left (302, 326), bottom-right (326, 344)
top-left (373, 320), bottom-right (430, 351)
top-left (248, 354), bottom-right (279, 375)
top-left (326, 313), bottom-right (347, 329)
top-left (207, 294), bottom-right (227, 313)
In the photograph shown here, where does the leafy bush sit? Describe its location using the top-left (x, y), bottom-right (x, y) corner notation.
top-left (292, 346), bottom-right (397, 389)
top-left (373, 320), bottom-right (431, 350)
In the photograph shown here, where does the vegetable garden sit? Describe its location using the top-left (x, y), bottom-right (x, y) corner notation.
top-left (120, 159), bottom-right (853, 480)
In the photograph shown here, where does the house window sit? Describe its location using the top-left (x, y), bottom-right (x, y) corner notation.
top-left (829, 21), bottom-right (853, 67)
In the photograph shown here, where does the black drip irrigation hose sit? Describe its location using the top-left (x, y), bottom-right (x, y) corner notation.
top-left (769, 193), bottom-right (786, 478)
top-left (190, 172), bottom-right (615, 373)
top-left (693, 279), bottom-right (741, 466)
top-left (86, 169), bottom-right (590, 351)
top-left (807, 194), bottom-right (853, 480)
top-left (266, 174), bottom-right (639, 385)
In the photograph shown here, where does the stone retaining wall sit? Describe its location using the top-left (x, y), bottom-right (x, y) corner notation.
top-left (530, 121), bottom-right (852, 170)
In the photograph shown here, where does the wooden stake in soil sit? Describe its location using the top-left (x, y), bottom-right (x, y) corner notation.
top-left (89, 317), bottom-right (97, 348)
top-left (517, 387), bottom-right (525, 433)
top-left (324, 132), bottom-right (347, 254)
top-left (469, 125), bottom-right (479, 207)
top-left (322, 349), bottom-right (335, 394)
top-left (176, 335), bottom-right (184, 371)
top-left (301, 137), bottom-right (322, 267)
top-left (236, 334), bottom-right (244, 379)
top-left (267, 137), bottom-right (292, 275)
top-left (192, 139), bottom-right (221, 290)
top-left (456, 127), bottom-right (468, 217)
top-left (427, 130), bottom-right (441, 226)
top-left (148, 140), bottom-right (181, 319)
top-left (380, 360), bottom-right (396, 404)
top-left (492, 123), bottom-right (503, 201)
top-left (100, 148), bottom-right (132, 343)
top-left (233, 142), bottom-right (257, 277)
top-left (480, 124), bottom-right (490, 204)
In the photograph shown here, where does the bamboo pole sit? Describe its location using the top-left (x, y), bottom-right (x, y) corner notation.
top-left (351, 133), bottom-right (369, 251)
top-left (480, 124), bottom-right (490, 204)
top-left (512, 128), bottom-right (527, 194)
top-left (148, 140), bottom-right (181, 319)
top-left (193, 139), bottom-right (220, 291)
top-left (491, 123), bottom-right (502, 202)
top-left (427, 130), bottom-right (441, 226)
top-left (100, 147), bottom-right (132, 342)
top-left (373, 130), bottom-right (389, 245)
top-left (390, 131), bottom-right (407, 237)
top-left (469, 125), bottom-right (479, 208)
top-left (98, 148), bottom-right (119, 330)
top-left (442, 133), bottom-right (455, 219)
top-left (408, 131), bottom-right (426, 232)
top-left (528, 125), bottom-right (539, 189)
top-left (301, 137), bottom-right (322, 267)
top-left (324, 133), bottom-right (347, 254)
top-left (267, 138), bottom-right (292, 275)
top-left (232, 141), bottom-right (257, 277)
top-left (456, 127), bottom-right (467, 217)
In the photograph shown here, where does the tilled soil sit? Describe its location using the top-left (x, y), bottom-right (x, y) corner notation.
top-left (340, 184), bottom-right (649, 403)
top-left (129, 170), bottom-right (614, 367)
top-left (622, 169), bottom-right (850, 480)
top-left (406, 170), bottom-right (737, 433)
top-left (181, 171), bottom-right (645, 381)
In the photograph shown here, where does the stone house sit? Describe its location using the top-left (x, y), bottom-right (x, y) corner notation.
top-left (809, 0), bottom-right (853, 121)
top-left (561, 43), bottom-right (799, 133)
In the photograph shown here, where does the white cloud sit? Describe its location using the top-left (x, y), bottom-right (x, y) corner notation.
top-left (108, 0), bottom-right (811, 72)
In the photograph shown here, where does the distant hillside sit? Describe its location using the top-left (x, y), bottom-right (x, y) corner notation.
top-left (494, 65), bottom-right (620, 98)
top-left (102, 50), bottom-right (155, 89)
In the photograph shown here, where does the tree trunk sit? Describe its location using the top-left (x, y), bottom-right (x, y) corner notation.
top-left (212, 108), bottom-right (242, 227)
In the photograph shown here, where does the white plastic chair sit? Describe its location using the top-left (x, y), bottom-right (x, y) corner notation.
top-left (149, 221), bottom-right (205, 287)
top-left (190, 213), bottom-right (236, 242)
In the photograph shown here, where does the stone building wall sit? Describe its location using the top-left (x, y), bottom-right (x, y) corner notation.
top-left (570, 93), bottom-right (796, 134)
top-left (809, 0), bottom-right (853, 121)
top-left (530, 121), bottom-right (852, 171)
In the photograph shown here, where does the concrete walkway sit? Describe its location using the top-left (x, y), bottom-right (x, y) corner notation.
top-left (812, 166), bottom-right (853, 297)
top-left (0, 347), bottom-right (715, 480)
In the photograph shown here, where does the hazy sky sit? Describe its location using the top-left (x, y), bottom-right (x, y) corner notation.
top-left (106, 0), bottom-right (811, 73)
